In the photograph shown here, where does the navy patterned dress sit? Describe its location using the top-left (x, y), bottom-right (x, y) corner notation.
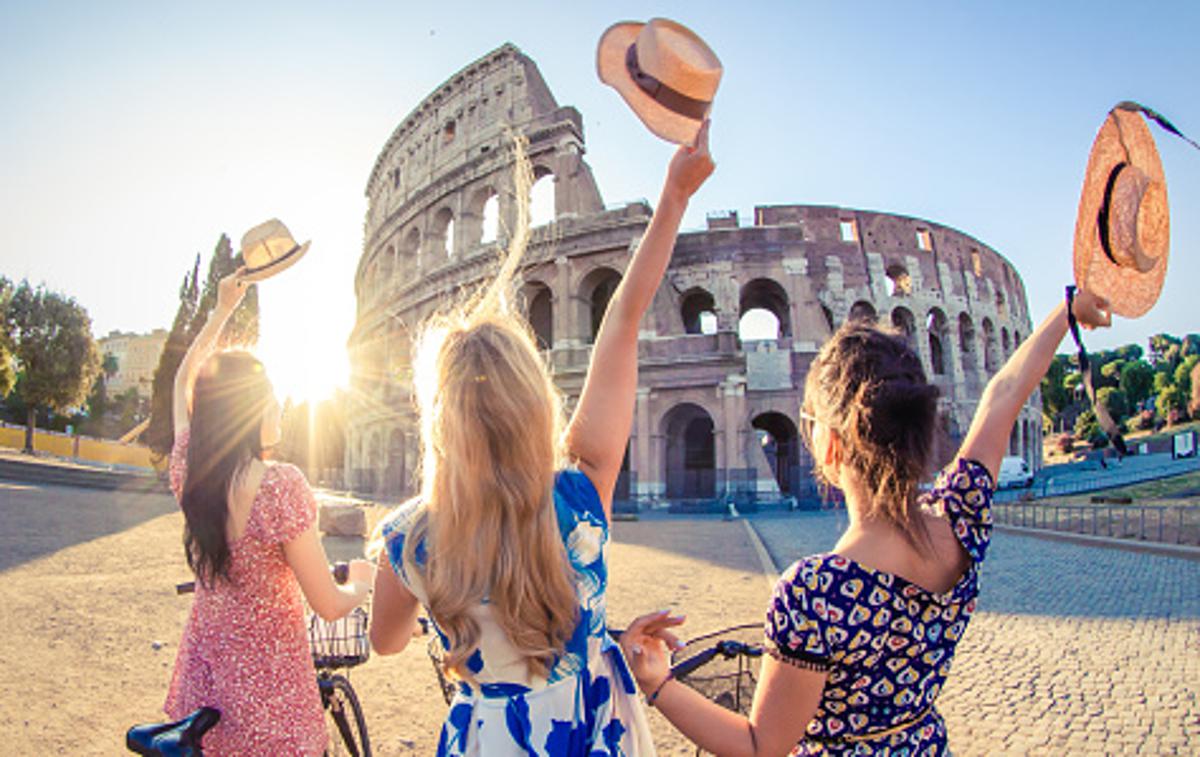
top-left (765, 458), bottom-right (994, 755)
top-left (380, 469), bottom-right (655, 756)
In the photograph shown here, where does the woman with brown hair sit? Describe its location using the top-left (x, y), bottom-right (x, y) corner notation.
top-left (620, 290), bottom-right (1111, 755)
top-left (165, 267), bottom-right (374, 755)
top-left (367, 124), bottom-right (714, 755)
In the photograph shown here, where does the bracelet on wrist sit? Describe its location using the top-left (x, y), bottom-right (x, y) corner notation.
top-left (646, 673), bottom-right (673, 707)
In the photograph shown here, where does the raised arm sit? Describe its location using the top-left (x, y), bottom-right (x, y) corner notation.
top-left (565, 122), bottom-right (715, 516)
top-left (172, 269), bottom-right (247, 437)
top-left (958, 288), bottom-right (1110, 481)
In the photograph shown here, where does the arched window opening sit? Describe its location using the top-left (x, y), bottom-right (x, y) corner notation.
top-left (886, 263), bottom-right (912, 297)
top-left (752, 412), bottom-right (801, 495)
top-left (849, 300), bottom-right (877, 324)
top-left (927, 309), bottom-right (949, 376)
top-left (530, 168), bottom-right (555, 227)
top-left (579, 267), bottom-right (622, 344)
top-left (739, 278), bottom-right (791, 342)
top-left (1001, 327), bottom-right (1011, 358)
top-left (981, 318), bottom-right (998, 373)
top-left (891, 307), bottom-right (916, 351)
top-left (433, 208), bottom-right (454, 260)
top-left (402, 227), bottom-right (421, 268)
top-left (958, 313), bottom-right (977, 373)
top-left (523, 282), bottom-right (553, 351)
top-left (481, 194), bottom-right (500, 244)
top-left (681, 288), bottom-right (718, 335)
top-left (739, 309), bottom-right (779, 341)
top-left (663, 403), bottom-right (716, 499)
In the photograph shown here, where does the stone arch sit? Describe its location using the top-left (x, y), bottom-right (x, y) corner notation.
top-left (431, 207), bottom-right (455, 260)
top-left (578, 266), bottom-right (622, 343)
top-left (752, 412), bottom-right (801, 495)
top-left (739, 278), bottom-right (791, 340)
top-left (891, 306), bottom-right (916, 351)
top-left (927, 308), bottom-right (949, 376)
top-left (958, 313), bottom-right (977, 373)
top-left (400, 226), bottom-right (421, 271)
top-left (521, 279), bottom-right (554, 350)
top-left (661, 402), bottom-right (716, 499)
top-left (386, 428), bottom-right (406, 496)
top-left (680, 287), bottom-right (718, 335)
top-left (981, 317), bottom-right (998, 373)
top-left (530, 165), bottom-right (556, 227)
top-left (466, 185), bottom-right (500, 247)
top-left (849, 300), bottom-right (877, 324)
top-left (1001, 327), bottom-right (1011, 358)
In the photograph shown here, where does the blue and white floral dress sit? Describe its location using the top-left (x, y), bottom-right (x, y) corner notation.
top-left (380, 469), bottom-right (655, 756)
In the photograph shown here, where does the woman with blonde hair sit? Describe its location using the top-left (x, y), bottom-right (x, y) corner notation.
top-left (367, 122), bottom-right (713, 754)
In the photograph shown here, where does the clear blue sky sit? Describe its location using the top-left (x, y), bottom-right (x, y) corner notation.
top-left (1, 1), bottom-right (1196, 399)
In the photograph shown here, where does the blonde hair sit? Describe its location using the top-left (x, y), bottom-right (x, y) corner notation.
top-left (404, 135), bottom-right (577, 680)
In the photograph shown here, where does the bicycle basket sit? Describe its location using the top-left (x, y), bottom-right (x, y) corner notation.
top-left (670, 623), bottom-right (763, 716)
top-left (309, 606), bottom-right (370, 669)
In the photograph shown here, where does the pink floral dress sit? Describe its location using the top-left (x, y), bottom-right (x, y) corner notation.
top-left (164, 431), bottom-right (327, 756)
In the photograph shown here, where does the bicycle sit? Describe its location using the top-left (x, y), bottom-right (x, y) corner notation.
top-left (126, 563), bottom-right (372, 756)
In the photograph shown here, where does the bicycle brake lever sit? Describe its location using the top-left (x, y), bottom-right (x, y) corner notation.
top-left (671, 646), bottom-right (720, 679)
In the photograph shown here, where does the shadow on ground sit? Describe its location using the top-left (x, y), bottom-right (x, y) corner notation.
top-left (0, 481), bottom-right (177, 573)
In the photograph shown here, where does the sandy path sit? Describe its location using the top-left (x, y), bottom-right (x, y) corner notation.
top-left (0, 483), bottom-right (770, 755)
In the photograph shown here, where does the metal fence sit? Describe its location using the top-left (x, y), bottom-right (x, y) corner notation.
top-left (992, 501), bottom-right (1200, 546)
top-left (992, 456), bottom-right (1200, 503)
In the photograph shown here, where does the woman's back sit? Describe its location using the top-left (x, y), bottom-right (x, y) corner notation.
top-left (766, 457), bottom-right (994, 754)
top-left (380, 468), bottom-right (653, 755)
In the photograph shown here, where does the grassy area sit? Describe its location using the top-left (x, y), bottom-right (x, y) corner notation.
top-left (1042, 419), bottom-right (1200, 466)
top-left (1122, 418), bottom-right (1200, 446)
top-left (1049, 470), bottom-right (1200, 507)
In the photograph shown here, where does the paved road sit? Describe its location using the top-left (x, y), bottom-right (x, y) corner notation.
top-left (750, 511), bottom-right (1200, 755)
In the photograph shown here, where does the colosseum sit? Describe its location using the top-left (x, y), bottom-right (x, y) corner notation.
top-left (345, 44), bottom-right (1040, 509)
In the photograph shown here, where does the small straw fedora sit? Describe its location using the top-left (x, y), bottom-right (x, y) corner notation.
top-left (597, 18), bottom-right (722, 145)
top-left (238, 219), bottom-right (310, 283)
top-left (1073, 104), bottom-right (1169, 318)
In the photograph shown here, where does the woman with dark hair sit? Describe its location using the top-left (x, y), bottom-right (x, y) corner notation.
top-left (621, 290), bottom-right (1111, 754)
top-left (164, 270), bottom-right (373, 755)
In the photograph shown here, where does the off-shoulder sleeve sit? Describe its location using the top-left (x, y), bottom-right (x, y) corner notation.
top-left (379, 499), bottom-right (426, 591)
top-left (168, 431), bottom-right (190, 501)
top-left (254, 463), bottom-right (318, 544)
top-left (932, 457), bottom-right (995, 564)
top-left (764, 558), bottom-right (833, 672)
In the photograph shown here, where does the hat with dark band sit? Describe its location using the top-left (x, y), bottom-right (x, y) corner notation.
top-left (597, 18), bottom-right (722, 145)
top-left (239, 219), bottom-right (310, 283)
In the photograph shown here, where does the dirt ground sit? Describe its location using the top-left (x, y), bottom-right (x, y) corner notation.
top-left (0, 481), bottom-right (771, 755)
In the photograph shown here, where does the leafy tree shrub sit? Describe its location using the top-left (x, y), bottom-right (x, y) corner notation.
top-left (1096, 387), bottom-right (1129, 423)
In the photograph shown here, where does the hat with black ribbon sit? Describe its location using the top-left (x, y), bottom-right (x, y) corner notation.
top-left (597, 18), bottom-right (722, 145)
top-left (238, 219), bottom-right (310, 284)
top-left (1068, 102), bottom-right (1197, 454)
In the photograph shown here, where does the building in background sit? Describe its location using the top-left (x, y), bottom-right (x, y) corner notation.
top-left (98, 329), bottom-right (168, 399)
top-left (345, 44), bottom-right (1039, 508)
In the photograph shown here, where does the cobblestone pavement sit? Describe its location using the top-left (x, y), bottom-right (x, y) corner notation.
top-left (750, 511), bottom-right (1200, 755)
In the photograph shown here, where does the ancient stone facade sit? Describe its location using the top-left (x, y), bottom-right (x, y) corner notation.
top-left (345, 44), bottom-right (1040, 507)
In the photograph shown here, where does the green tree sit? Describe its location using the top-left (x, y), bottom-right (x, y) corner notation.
top-left (0, 276), bottom-right (16, 396)
top-left (1149, 333), bottom-right (1181, 366)
top-left (80, 352), bottom-right (119, 437)
top-left (1096, 387), bottom-right (1129, 423)
top-left (1174, 355), bottom-right (1199, 397)
top-left (1156, 385), bottom-right (1188, 425)
top-left (1099, 359), bottom-right (1124, 388)
top-left (5, 282), bottom-right (101, 452)
top-left (1119, 360), bottom-right (1155, 408)
top-left (1040, 354), bottom-right (1072, 424)
top-left (146, 235), bottom-right (259, 459)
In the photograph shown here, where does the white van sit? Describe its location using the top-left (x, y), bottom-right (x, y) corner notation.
top-left (997, 456), bottom-right (1034, 489)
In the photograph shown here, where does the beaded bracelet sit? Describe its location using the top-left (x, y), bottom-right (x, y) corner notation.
top-left (646, 673), bottom-right (673, 707)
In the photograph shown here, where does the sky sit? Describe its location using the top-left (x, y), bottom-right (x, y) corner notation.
top-left (1, 1), bottom-right (1197, 402)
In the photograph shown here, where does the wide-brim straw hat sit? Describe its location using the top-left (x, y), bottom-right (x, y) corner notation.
top-left (1073, 104), bottom-right (1170, 318)
top-left (238, 219), bottom-right (310, 283)
top-left (597, 18), bottom-right (722, 145)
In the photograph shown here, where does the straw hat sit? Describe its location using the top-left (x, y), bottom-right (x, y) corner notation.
top-left (238, 219), bottom-right (310, 283)
top-left (1073, 104), bottom-right (1169, 318)
top-left (597, 18), bottom-right (722, 145)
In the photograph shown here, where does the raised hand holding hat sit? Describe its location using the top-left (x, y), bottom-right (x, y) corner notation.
top-left (597, 18), bottom-right (722, 145)
top-left (238, 219), bottom-right (310, 283)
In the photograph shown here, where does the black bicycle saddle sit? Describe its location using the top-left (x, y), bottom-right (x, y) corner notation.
top-left (126, 707), bottom-right (220, 756)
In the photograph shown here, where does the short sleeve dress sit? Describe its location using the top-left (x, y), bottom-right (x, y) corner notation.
top-left (164, 431), bottom-right (327, 756)
top-left (765, 457), bottom-right (994, 755)
top-left (380, 469), bottom-right (656, 756)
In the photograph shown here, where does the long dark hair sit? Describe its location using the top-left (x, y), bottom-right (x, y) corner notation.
top-left (180, 350), bottom-right (272, 586)
top-left (803, 322), bottom-right (940, 550)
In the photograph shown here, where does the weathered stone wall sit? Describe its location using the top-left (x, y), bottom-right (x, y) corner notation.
top-left (345, 44), bottom-right (1041, 506)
